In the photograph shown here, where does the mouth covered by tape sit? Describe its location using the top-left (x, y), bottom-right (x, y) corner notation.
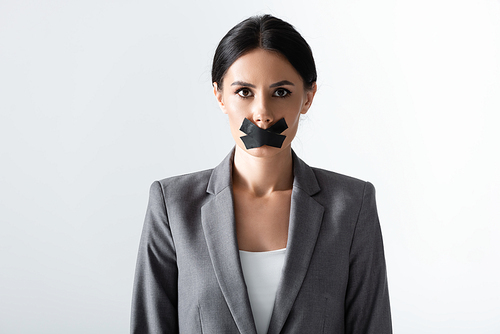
top-left (239, 118), bottom-right (288, 149)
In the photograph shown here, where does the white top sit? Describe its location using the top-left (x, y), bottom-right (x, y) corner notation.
top-left (239, 248), bottom-right (286, 334)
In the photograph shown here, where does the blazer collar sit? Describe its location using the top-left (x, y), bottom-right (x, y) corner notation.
top-left (206, 148), bottom-right (234, 196)
top-left (202, 147), bottom-right (324, 334)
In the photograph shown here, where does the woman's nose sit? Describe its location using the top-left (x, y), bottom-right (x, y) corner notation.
top-left (252, 96), bottom-right (274, 128)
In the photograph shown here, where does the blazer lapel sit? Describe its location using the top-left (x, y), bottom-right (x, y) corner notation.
top-left (267, 152), bottom-right (325, 334)
top-left (201, 149), bottom-right (257, 334)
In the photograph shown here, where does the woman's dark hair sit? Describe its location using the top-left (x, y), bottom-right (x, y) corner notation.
top-left (212, 15), bottom-right (317, 91)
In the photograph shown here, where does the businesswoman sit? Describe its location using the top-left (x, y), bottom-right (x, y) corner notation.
top-left (131, 15), bottom-right (392, 334)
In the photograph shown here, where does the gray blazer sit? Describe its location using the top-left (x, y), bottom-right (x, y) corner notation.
top-left (131, 149), bottom-right (391, 333)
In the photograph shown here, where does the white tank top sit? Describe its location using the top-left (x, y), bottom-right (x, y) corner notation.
top-left (239, 248), bottom-right (286, 334)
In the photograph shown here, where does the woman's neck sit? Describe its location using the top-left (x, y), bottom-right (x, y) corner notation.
top-left (232, 145), bottom-right (294, 197)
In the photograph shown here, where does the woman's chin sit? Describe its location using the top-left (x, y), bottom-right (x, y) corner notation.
top-left (235, 142), bottom-right (291, 159)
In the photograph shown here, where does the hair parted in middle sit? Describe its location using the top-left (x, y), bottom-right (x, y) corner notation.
top-left (212, 15), bottom-right (317, 91)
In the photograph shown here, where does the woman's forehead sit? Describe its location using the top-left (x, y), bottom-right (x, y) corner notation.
top-left (223, 49), bottom-right (302, 86)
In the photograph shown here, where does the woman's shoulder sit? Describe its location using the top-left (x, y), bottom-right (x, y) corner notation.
top-left (152, 168), bottom-right (214, 198)
top-left (292, 151), bottom-right (374, 198)
top-left (149, 149), bottom-right (233, 200)
top-left (311, 167), bottom-right (367, 185)
top-left (310, 166), bottom-right (375, 198)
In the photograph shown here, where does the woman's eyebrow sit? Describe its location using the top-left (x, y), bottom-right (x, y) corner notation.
top-left (231, 81), bottom-right (256, 88)
top-left (269, 80), bottom-right (294, 88)
top-left (231, 80), bottom-right (295, 88)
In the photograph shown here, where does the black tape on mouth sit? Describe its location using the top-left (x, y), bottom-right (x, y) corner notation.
top-left (239, 118), bottom-right (288, 149)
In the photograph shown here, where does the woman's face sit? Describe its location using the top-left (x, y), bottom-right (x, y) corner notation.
top-left (214, 48), bottom-right (316, 158)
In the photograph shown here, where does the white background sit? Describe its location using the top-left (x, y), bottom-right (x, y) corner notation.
top-left (1, 0), bottom-right (499, 332)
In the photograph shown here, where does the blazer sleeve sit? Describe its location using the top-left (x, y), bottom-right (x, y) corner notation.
top-left (131, 181), bottom-right (179, 334)
top-left (345, 182), bottom-right (392, 334)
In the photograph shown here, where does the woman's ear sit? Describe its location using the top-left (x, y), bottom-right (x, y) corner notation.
top-left (213, 82), bottom-right (227, 114)
top-left (301, 82), bottom-right (317, 114)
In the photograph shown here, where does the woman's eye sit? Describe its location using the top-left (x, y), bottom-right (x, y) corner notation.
top-left (273, 88), bottom-right (291, 98)
top-left (237, 88), bottom-right (252, 98)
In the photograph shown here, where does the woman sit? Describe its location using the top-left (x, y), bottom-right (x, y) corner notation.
top-left (131, 15), bottom-right (392, 334)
